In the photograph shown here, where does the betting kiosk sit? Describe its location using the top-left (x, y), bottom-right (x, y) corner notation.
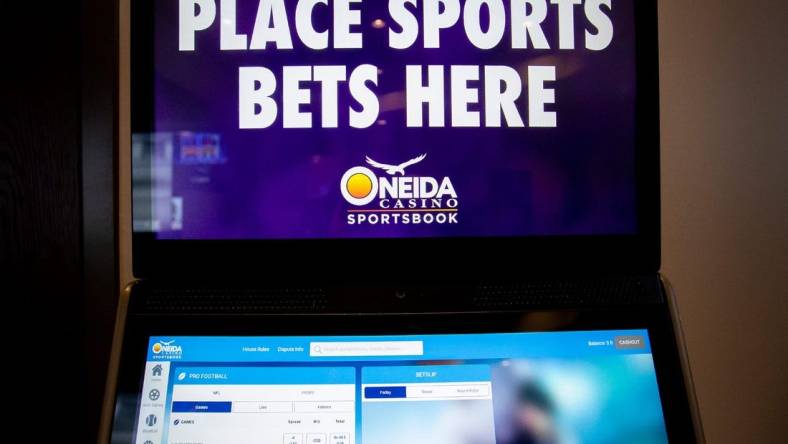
top-left (102, 0), bottom-right (704, 443)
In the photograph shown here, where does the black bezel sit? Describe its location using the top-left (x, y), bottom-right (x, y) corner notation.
top-left (109, 307), bottom-right (697, 442)
top-left (130, 0), bottom-right (661, 281)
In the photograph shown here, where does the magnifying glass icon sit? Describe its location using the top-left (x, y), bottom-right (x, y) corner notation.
top-left (312, 345), bottom-right (322, 354)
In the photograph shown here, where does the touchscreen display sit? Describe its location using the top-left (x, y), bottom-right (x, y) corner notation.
top-left (134, 0), bottom-right (640, 240)
top-left (133, 330), bottom-right (667, 443)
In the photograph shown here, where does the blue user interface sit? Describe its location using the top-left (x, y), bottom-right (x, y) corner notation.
top-left (135, 331), bottom-right (667, 444)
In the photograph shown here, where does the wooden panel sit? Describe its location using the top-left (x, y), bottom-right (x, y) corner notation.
top-left (1, 1), bottom-right (86, 441)
top-left (82, 0), bottom-right (119, 441)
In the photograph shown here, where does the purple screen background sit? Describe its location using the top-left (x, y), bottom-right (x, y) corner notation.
top-left (144, 0), bottom-right (638, 239)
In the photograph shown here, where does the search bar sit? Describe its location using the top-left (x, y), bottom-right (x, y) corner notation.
top-left (309, 341), bottom-right (424, 357)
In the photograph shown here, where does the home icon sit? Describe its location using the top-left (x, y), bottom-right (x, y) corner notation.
top-left (152, 364), bottom-right (163, 377)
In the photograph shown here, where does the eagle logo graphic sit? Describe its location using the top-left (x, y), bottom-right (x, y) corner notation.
top-left (365, 153), bottom-right (427, 175)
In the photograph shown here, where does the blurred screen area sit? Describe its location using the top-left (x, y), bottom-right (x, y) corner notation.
top-left (132, 132), bottom-right (224, 234)
top-left (492, 356), bottom-right (668, 444)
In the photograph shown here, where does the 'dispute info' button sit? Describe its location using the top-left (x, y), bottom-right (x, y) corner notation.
top-left (614, 335), bottom-right (646, 349)
top-left (364, 386), bottom-right (406, 399)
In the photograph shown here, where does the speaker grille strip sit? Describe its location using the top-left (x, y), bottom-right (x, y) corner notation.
top-left (130, 276), bottom-right (660, 314)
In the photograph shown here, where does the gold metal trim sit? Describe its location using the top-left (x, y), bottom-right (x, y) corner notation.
top-left (97, 280), bottom-right (135, 444)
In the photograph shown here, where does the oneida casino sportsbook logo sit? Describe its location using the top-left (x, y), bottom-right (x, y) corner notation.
top-left (340, 154), bottom-right (459, 226)
top-left (152, 339), bottom-right (183, 357)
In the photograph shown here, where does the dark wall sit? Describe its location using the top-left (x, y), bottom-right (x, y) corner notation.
top-left (659, 0), bottom-right (788, 442)
top-left (1, 1), bottom-right (117, 443)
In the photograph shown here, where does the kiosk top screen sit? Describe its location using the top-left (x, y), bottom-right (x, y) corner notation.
top-left (133, 0), bottom-right (642, 241)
